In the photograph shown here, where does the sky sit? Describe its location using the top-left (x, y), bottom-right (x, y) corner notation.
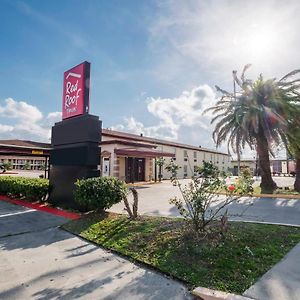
top-left (1, 0), bottom-right (300, 158)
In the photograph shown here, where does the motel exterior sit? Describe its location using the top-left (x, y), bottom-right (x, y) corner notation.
top-left (101, 129), bottom-right (231, 182)
top-left (0, 129), bottom-right (230, 182)
top-left (231, 158), bottom-right (296, 176)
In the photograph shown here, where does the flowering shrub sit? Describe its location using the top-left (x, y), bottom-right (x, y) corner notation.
top-left (236, 168), bottom-right (254, 194)
top-left (166, 161), bottom-right (253, 233)
top-left (227, 184), bottom-right (236, 192)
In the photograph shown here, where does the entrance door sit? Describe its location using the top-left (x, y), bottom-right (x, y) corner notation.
top-left (125, 157), bottom-right (145, 183)
top-left (102, 157), bottom-right (110, 176)
top-left (135, 158), bottom-right (145, 181)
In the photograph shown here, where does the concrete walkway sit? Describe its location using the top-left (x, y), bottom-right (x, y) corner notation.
top-left (0, 201), bottom-right (190, 300)
top-left (110, 180), bottom-right (300, 226)
top-left (243, 241), bottom-right (300, 300)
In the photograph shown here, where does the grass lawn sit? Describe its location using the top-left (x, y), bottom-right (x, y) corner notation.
top-left (253, 186), bottom-right (300, 196)
top-left (62, 213), bottom-right (300, 294)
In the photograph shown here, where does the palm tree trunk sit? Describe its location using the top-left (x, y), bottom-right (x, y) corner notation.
top-left (294, 156), bottom-right (300, 192)
top-left (256, 134), bottom-right (277, 193)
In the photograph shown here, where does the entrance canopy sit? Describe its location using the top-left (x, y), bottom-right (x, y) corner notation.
top-left (115, 148), bottom-right (174, 158)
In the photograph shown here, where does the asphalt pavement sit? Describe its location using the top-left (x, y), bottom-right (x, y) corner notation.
top-left (0, 201), bottom-right (190, 300)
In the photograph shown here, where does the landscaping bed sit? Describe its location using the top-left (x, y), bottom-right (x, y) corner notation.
top-left (62, 212), bottom-right (300, 294)
top-left (217, 186), bottom-right (300, 199)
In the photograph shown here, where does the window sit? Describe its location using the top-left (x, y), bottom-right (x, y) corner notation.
top-left (193, 165), bottom-right (198, 176)
top-left (194, 151), bottom-right (197, 162)
top-left (183, 150), bottom-right (188, 162)
top-left (184, 165), bottom-right (188, 177)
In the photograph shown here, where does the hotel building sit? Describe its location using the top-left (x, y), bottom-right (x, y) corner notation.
top-left (0, 129), bottom-right (231, 182)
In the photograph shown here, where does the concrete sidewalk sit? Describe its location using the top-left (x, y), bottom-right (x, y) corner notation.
top-left (0, 201), bottom-right (191, 300)
top-left (243, 241), bottom-right (300, 300)
top-left (110, 180), bottom-right (300, 226)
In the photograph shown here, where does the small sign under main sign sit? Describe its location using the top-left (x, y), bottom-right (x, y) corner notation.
top-left (32, 150), bottom-right (44, 155)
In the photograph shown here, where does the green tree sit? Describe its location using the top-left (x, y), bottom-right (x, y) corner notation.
top-left (2, 161), bottom-right (12, 171)
top-left (23, 161), bottom-right (31, 170)
top-left (206, 66), bottom-right (300, 193)
top-left (156, 157), bottom-right (165, 182)
top-left (286, 119), bottom-right (300, 191)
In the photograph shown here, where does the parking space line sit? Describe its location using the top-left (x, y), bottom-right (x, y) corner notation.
top-left (0, 209), bottom-right (36, 218)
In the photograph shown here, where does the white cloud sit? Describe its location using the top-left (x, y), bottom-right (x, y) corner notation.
top-left (0, 98), bottom-right (61, 142)
top-left (0, 124), bottom-right (14, 134)
top-left (113, 84), bottom-right (219, 149)
top-left (149, 0), bottom-right (300, 85)
top-left (0, 98), bottom-right (42, 122)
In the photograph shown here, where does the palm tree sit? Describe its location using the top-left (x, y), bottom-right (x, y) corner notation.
top-left (278, 70), bottom-right (300, 191)
top-left (206, 66), bottom-right (300, 193)
top-left (285, 111), bottom-right (300, 192)
top-left (287, 137), bottom-right (300, 192)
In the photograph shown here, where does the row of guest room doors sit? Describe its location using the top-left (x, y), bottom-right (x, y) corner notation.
top-left (102, 157), bottom-right (145, 183)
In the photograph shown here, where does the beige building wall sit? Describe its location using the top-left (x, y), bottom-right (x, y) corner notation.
top-left (155, 145), bottom-right (230, 180)
top-left (118, 157), bottom-right (126, 181)
top-left (101, 131), bottom-right (231, 181)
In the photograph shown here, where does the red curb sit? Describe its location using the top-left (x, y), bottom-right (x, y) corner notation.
top-left (0, 172), bottom-right (19, 175)
top-left (0, 195), bottom-right (81, 220)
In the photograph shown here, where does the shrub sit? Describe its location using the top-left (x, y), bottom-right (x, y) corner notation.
top-left (74, 176), bottom-right (127, 211)
top-left (0, 176), bottom-right (49, 201)
top-left (234, 168), bottom-right (254, 194)
top-left (2, 161), bottom-right (12, 171)
top-left (166, 161), bottom-right (253, 233)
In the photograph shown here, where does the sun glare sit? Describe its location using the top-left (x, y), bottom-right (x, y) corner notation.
top-left (234, 23), bottom-right (280, 63)
top-left (246, 28), bottom-right (277, 58)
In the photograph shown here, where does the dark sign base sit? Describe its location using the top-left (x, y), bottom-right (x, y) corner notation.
top-left (49, 165), bottom-right (100, 210)
top-left (49, 114), bottom-right (101, 210)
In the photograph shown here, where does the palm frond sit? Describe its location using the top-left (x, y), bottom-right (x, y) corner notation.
top-left (279, 69), bottom-right (300, 82)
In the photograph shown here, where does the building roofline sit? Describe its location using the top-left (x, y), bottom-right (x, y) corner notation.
top-left (102, 129), bottom-right (229, 156)
top-left (0, 129), bottom-right (230, 157)
top-left (0, 143), bottom-right (50, 151)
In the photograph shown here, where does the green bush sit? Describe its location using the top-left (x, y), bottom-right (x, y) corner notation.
top-left (74, 176), bottom-right (127, 211)
top-left (0, 176), bottom-right (49, 201)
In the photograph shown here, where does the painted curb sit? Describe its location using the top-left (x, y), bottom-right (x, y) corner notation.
top-left (192, 287), bottom-right (255, 300)
top-left (0, 195), bottom-right (81, 220)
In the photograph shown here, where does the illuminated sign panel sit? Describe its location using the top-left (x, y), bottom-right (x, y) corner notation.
top-left (62, 61), bottom-right (90, 120)
top-left (31, 150), bottom-right (44, 155)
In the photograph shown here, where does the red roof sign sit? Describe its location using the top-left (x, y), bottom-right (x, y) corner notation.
top-left (62, 61), bottom-right (90, 120)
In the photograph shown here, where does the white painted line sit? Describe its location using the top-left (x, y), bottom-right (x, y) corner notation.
top-left (0, 209), bottom-right (36, 218)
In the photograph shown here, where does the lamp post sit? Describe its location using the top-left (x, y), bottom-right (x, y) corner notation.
top-left (232, 70), bottom-right (240, 175)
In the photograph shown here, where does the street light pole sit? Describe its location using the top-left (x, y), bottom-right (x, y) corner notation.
top-left (233, 70), bottom-right (240, 176)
